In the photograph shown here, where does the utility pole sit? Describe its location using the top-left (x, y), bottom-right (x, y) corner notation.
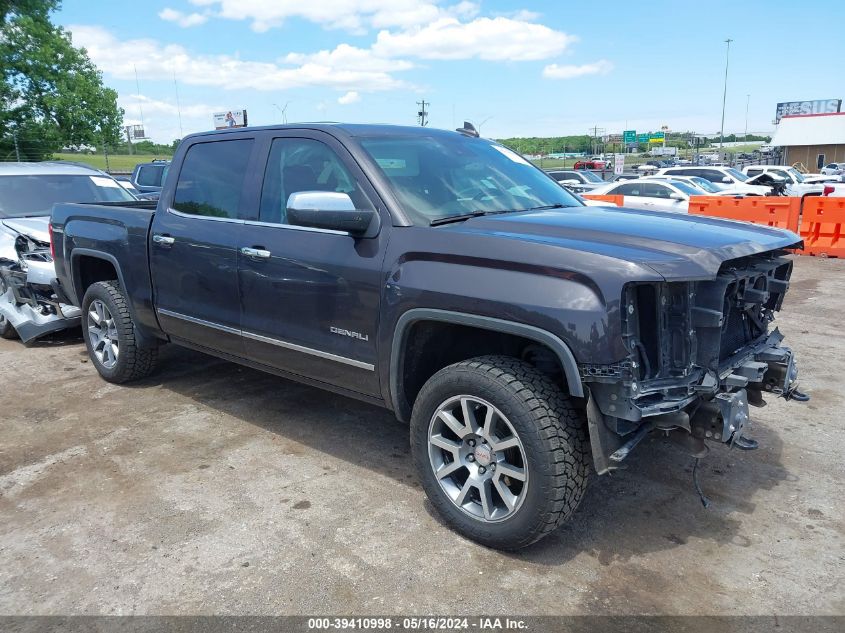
top-left (13, 130), bottom-right (20, 161)
top-left (744, 94), bottom-right (750, 143)
top-left (134, 65), bottom-right (145, 132)
top-left (173, 70), bottom-right (184, 138)
top-left (417, 99), bottom-right (429, 127)
top-left (719, 38), bottom-right (733, 152)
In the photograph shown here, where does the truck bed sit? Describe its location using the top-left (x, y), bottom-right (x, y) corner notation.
top-left (50, 201), bottom-right (161, 339)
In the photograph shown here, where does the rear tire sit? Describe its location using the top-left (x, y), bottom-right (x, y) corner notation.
top-left (81, 280), bottom-right (158, 383)
top-left (410, 355), bottom-right (590, 550)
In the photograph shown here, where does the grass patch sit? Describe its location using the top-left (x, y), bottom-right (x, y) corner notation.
top-left (51, 153), bottom-right (172, 173)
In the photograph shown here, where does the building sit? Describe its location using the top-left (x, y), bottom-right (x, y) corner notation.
top-left (770, 112), bottom-right (845, 170)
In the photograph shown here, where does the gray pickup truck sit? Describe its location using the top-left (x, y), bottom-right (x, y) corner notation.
top-left (51, 123), bottom-right (807, 549)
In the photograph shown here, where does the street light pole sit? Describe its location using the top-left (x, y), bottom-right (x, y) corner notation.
top-left (719, 38), bottom-right (733, 152)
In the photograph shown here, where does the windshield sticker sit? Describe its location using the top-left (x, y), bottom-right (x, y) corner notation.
top-left (491, 145), bottom-right (531, 165)
top-left (90, 176), bottom-right (121, 188)
top-left (375, 158), bottom-right (407, 170)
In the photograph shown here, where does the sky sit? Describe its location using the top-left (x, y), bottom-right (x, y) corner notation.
top-left (55, 0), bottom-right (845, 144)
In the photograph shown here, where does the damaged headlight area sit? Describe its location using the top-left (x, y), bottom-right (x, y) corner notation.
top-left (0, 228), bottom-right (80, 343)
top-left (583, 250), bottom-right (808, 475)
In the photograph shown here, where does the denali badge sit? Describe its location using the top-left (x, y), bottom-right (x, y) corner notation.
top-left (330, 326), bottom-right (369, 341)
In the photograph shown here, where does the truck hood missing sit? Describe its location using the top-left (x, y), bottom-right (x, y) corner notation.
top-left (449, 205), bottom-right (801, 279)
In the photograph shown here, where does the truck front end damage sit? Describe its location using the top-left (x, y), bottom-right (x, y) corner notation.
top-left (582, 249), bottom-right (806, 475)
top-left (0, 221), bottom-right (81, 343)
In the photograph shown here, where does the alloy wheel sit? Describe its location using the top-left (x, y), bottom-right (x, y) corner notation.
top-left (428, 395), bottom-right (528, 522)
top-left (87, 299), bottom-right (119, 369)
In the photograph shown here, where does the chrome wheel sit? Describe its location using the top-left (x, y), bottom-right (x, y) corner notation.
top-left (428, 395), bottom-right (528, 523)
top-left (87, 299), bottom-right (119, 369)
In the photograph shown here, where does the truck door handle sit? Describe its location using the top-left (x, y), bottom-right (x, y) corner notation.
top-left (240, 247), bottom-right (271, 261)
top-left (153, 234), bottom-right (175, 247)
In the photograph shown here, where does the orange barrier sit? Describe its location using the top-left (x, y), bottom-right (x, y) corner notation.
top-left (688, 196), bottom-right (801, 233)
top-left (799, 197), bottom-right (845, 258)
top-left (582, 194), bottom-right (624, 206)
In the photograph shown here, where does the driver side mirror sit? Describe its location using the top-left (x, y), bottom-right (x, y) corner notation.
top-left (722, 176), bottom-right (732, 183)
top-left (669, 192), bottom-right (685, 201)
top-left (286, 191), bottom-right (378, 236)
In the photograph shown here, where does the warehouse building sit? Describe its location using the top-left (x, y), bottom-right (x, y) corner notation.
top-left (770, 112), bottom-right (845, 170)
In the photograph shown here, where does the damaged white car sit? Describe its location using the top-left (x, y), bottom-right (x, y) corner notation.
top-left (0, 162), bottom-right (135, 343)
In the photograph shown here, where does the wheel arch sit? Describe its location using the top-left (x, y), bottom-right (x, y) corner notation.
top-left (390, 308), bottom-right (583, 422)
top-left (71, 249), bottom-right (159, 348)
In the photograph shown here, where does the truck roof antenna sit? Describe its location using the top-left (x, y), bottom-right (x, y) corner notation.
top-left (456, 121), bottom-right (479, 138)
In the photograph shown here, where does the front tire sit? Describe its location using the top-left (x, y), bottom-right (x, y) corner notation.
top-left (411, 355), bottom-right (589, 550)
top-left (81, 281), bottom-right (158, 383)
top-left (0, 279), bottom-right (17, 340)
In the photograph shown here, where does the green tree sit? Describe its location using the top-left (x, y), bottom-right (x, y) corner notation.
top-left (1, 0), bottom-right (123, 160)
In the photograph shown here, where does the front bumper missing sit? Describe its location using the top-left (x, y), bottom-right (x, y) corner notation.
top-left (586, 331), bottom-right (807, 475)
top-left (0, 283), bottom-right (81, 343)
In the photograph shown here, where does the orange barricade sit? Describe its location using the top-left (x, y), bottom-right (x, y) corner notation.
top-left (582, 194), bottom-right (624, 206)
top-left (688, 196), bottom-right (801, 233)
top-left (799, 197), bottom-right (845, 258)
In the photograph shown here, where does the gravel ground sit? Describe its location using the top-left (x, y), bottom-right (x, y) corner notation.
top-left (0, 256), bottom-right (842, 616)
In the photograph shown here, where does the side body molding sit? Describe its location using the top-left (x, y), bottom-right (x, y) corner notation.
top-left (390, 308), bottom-right (584, 421)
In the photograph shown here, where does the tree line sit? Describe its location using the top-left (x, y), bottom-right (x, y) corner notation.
top-left (1, 0), bottom-right (123, 161)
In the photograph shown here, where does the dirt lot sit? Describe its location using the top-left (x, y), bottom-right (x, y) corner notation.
top-left (0, 256), bottom-right (843, 616)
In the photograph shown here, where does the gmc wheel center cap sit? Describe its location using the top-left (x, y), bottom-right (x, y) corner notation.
top-left (474, 445), bottom-right (493, 466)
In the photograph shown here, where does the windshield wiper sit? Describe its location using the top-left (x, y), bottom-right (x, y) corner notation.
top-left (430, 209), bottom-right (523, 226)
top-left (524, 203), bottom-right (570, 211)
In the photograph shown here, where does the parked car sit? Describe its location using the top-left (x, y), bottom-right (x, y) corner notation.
top-left (741, 165), bottom-right (830, 197)
top-left (51, 123), bottom-right (807, 550)
top-left (572, 159), bottom-right (607, 170)
top-left (0, 162), bottom-right (135, 342)
top-left (641, 175), bottom-right (750, 197)
top-left (657, 166), bottom-right (772, 195)
top-left (546, 169), bottom-right (605, 193)
top-left (130, 159), bottom-right (170, 194)
top-left (636, 160), bottom-right (662, 173)
top-left (675, 158), bottom-right (692, 166)
top-left (822, 183), bottom-right (845, 197)
top-left (588, 178), bottom-right (703, 213)
top-left (820, 163), bottom-right (844, 176)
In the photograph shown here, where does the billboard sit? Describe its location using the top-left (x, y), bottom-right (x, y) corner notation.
top-left (125, 124), bottom-right (147, 140)
top-left (775, 99), bottom-right (840, 123)
top-left (213, 109), bottom-right (248, 129)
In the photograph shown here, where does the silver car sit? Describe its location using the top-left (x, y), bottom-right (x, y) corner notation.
top-left (0, 162), bottom-right (135, 342)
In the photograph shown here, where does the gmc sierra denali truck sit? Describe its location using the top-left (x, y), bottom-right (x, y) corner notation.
top-left (51, 123), bottom-right (807, 549)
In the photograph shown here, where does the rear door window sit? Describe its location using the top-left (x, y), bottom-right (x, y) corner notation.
top-left (136, 164), bottom-right (166, 187)
top-left (172, 140), bottom-right (254, 219)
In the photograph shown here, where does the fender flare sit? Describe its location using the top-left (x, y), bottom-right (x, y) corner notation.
top-left (390, 308), bottom-right (583, 421)
top-left (69, 248), bottom-right (159, 348)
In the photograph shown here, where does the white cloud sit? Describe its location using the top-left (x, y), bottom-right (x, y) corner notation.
top-left (283, 43), bottom-right (413, 73)
top-left (69, 25), bottom-right (412, 92)
top-left (190, 0), bottom-right (479, 32)
top-left (542, 59), bottom-right (613, 79)
top-left (338, 91), bottom-right (360, 105)
top-left (159, 8), bottom-right (208, 27)
top-left (373, 17), bottom-right (575, 61)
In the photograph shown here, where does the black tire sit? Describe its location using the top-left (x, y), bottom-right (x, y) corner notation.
top-left (410, 355), bottom-right (590, 550)
top-left (0, 280), bottom-right (18, 340)
top-left (81, 280), bottom-right (158, 383)
top-left (0, 314), bottom-right (16, 339)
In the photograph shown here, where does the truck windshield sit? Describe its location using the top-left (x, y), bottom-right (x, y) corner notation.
top-left (0, 174), bottom-right (135, 218)
top-left (359, 135), bottom-right (582, 226)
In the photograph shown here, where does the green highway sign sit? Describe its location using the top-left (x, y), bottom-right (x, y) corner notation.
top-left (637, 133), bottom-right (649, 143)
top-left (623, 130), bottom-right (636, 143)
top-left (650, 131), bottom-right (665, 140)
